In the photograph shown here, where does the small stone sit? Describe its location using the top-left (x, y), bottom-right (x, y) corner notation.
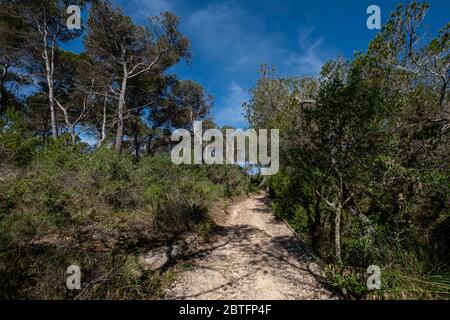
top-left (171, 241), bottom-right (186, 259)
top-left (139, 246), bottom-right (169, 271)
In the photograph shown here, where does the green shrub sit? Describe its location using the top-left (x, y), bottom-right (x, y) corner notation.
top-left (0, 145), bottom-right (252, 299)
top-left (324, 264), bottom-right (368, 299)
top-left (0, 112), bottom-right (39, 167)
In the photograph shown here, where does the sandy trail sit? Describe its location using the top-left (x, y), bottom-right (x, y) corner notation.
top-left (165, 193), bottom-right (338, 300)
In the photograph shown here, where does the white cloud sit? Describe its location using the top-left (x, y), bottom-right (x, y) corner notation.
top-left (187, 3), bottom-right (283, 71)
top-left (128, 0), bottom-right (172, 19)
top-left (286, 28), bottom-right (330, 75)
top-left (215, 82), bottom-right (249, 127)
top-left (186, 3), bottom-right (333, 77)
top-left (188, 4), bottom-right (245, 56)
top-left (112, 0), bottom-right (339, 130)
top-left (186, 3), bottom-right (336, 127)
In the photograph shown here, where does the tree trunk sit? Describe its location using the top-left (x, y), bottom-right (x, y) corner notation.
top-left (134, 137), bottom-right (140, 159)
top-left (114, 70), bottom-right (128, 154)
top-left (146, 133), bottom-right (154, 155)
top-left (54, 98), bottom-right (79, 147)
top-left (311, 188), bottom-right (322, 249)
top-left (257, 176), bottom-right (268, 189)
top-left (43, 34), bottom-right (58, 139)
top-left (98, 94), bottom-right (108, 148)
top-left (335, 206), bottom-right (342, 264)
top-left (439, 78), bottom-right (448, 111)
top-left (305, 199), bottom-right (313, 237)
top-left (70, 127), bottom-right (76, 145)
top-left (131, 121), bottom-right (140, 160)
top-left (47, 75), bottom-right (58, 139)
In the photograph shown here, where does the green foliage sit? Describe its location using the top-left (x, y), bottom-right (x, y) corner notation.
top-left (0, 0), bottom-right (255, 300)
top-left (246, 1), bottom-right (450, 299)
top-left (0, 145), bottom-right (251, 299)
top-left (324, 264), bottom-right (368, 299)
top-left (0, 112), bottom-right (39, 166)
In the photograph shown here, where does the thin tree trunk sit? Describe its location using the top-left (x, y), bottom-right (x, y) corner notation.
top-left (311, 188), bottom-right (322, 249)
top-left (335, 206), bottom-right (342, 264)
top-left (257, 176), bottom-right (268, 189)
top-left (335, 172), bottom-right (344, 264)
top-left (54, 96), bottom-right (86, 147)
top-left (134, 133), bottom-right (140, 160)
top-left (43, 32), bottom-right (58, 139)
top-left (146, 133), bottom-right (154, 155)
top-left (98, 94), bottom-right (108, 148)
top-left (316, 187), bottom-right (344, 264)
top-left (305, 199), bottom-right (312, 235)
top-left (131, 120), bottom-right (140, 160)
top-left (439, 78), bottom-right (448, 111)
top-left (115, 69), bottom-right (128, 154)
top-left (55, 100), bottom-right (75, 145)
top-left (46, 72), bottom-right (58, 139)
top-left (70, 127), bottom-right (76, 145)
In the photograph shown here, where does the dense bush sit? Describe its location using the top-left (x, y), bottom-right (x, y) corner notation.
top-left (0, 143), bottom-right (251, 299)
top-left (246, 2), bottom-right (450, 299)
top-left (0, 112), bottom-right (39, 167)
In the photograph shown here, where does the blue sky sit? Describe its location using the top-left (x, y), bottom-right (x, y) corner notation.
top-left (64, 0), bottom-right (449, 129)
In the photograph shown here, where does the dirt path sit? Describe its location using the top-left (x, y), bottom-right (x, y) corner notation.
top-left (165, 193), bottom-right (339, 300)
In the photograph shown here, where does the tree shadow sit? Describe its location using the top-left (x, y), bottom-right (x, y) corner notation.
top-left (167, 197), bottom-right (340, 299)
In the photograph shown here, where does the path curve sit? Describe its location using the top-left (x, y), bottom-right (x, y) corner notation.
top-left (165, 193), bottom-right (339, 300)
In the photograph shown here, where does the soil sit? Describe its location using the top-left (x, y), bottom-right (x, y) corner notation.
top-left (165, 193), bottom-right (339, 300)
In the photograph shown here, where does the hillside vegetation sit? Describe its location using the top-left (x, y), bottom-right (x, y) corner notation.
top-left (0, 0), bottom-right (449, 300)
top-left (0, 0), bottom-right (254, 299)
top-left (244, 2), bottom-right (450, 299)
top-left (0, 138), bottom-right (252, 298)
